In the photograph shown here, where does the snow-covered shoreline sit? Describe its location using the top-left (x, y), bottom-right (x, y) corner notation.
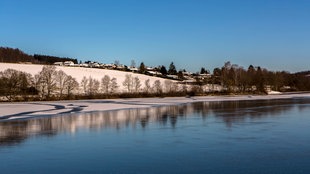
top-left (1, 93), bottom-right (310, 121)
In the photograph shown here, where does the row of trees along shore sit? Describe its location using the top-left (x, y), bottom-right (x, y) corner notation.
top-left (1, 62), bottom-right (310, 102)
top-left (207, 61), bottom-right (310, 93)
top-left (0, 65), bottom-right (185, 101)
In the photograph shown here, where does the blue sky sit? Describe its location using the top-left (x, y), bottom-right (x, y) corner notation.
top-left (1, 0), bottom-right (310, 72)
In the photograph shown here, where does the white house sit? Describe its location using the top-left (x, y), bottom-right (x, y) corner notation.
top-left (89, 62), bottom-right (100, 68)
top-left (102, 64), bottom-right (116, 69)
top-left (129, 67), bottom-right (138, 72)
top-left (53, 62), bottom-right (63, 66)
top-left (147, 71), bottom-right (162, 76)
top-left (167, 75), bottom-right (178, 79)
top-left (64, 61), bottom-right (75, 66)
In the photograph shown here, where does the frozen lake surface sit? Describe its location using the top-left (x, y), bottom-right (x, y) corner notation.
top-left (1, 98), bottom-right (310, 174)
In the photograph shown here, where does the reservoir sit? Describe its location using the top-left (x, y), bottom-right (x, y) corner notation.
top-left (1, 98), bottom-right (310, 174)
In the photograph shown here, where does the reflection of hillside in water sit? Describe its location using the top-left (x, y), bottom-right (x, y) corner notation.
top-left (205, 98), bottom-right (310, 127)
top-left (1, 98), bottom-right (310, 146)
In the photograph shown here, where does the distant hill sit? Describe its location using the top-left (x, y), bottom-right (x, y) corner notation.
top-left (0, 47), bottom-right (77, 64)
top-left (0, 47), bottom-right (37, 63)
top-left (295, 71), bottom-right (310, 77)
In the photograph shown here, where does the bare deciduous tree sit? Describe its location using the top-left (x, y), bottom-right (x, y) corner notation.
top-left (114, 60), bottom-right (120, 66)
top-left (64, 75), bottom-right (79, 96)
top-left (93, 79), bottom-right (100, 95)
top-left (164, 80), bottom-right (173, 93)
top-left (55, 70), bottom-right (67, 98)
top-left (110, 77), bottom-right (118, 93)
top-left (101, 75), bottom-right (111, 93)
top-left (123, 74), bottom-right (133, 92)
top-left (34, 74), bottom-right (45, 97)
top-left (144, 79), bottom-right (151, 93)
top-left (131, 60), bottom-right (136, 68)
top-left (37, 65), bottom-right (57, 99)
top-left (81, 76), bottom-right (88, 95)
top-left (0, 69), bottom-right (34, 101)
top-left (0, 69), bottom-right (20, 101)
top-left (153, 80), bottom-right (162, 94)
top-left (133, 76), bottom-right (141, 93)
top-left (87, 77), bottom-right (100, 95)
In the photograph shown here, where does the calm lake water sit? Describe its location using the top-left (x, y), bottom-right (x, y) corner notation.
top-left (1, 98), bottom-right (310, 174)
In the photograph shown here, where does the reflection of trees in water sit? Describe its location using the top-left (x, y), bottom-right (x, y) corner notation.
top-left (209, 99), bottom-right (310, 127)
top-left (1, 98), bottom-right (310, 146)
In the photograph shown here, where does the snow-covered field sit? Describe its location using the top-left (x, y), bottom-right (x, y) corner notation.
top-left (0, 63), bottom-right (174, 92)
top-left (1, 93), bottom-right (310, 121)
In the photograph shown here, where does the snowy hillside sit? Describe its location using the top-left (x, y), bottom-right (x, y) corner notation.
top-left (0, 63), bottom-right (175, 92)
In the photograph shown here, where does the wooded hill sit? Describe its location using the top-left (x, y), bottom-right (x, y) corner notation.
top-left (0, 47), bottom-right (78, 64)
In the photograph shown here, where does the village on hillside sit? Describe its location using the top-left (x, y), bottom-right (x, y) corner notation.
top-left (52, 60), bottom-right (211, 83)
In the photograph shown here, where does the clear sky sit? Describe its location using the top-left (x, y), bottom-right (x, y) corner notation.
top-left (1, 0), bottom-right (310, 73)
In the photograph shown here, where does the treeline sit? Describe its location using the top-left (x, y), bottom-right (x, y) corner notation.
top-left (0, 66), bottom-right (77, 101)
top-left (1, 63), bottom-right (310, 102)
top-left (0, 47), bottom-right (37, 63)
top-left (205, 62), bottom-right (310, 93)
top-left (0, 69), bottom-right (38, 101)
top-left (0, 47), bottom-right (77, 64)
top-left (33, 54), bottom-right (78, 64)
